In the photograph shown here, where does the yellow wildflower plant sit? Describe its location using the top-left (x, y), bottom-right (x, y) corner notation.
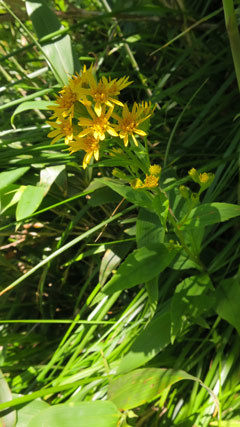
top-left (77, 104), bottom-right (118, 141)
top-left (47, 116), bottom-right (73, 145)
top-left (47, 65), bottom-right (155, 169)
top-left (112, 102), bottom-right (153, 147)
top-left (68, 135), bottom-right (100, 169)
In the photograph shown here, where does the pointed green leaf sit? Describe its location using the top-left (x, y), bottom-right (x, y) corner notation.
top-left (0, 167), bottom-right (29, 192)
top-left (40, 165), bottom-right (65, 192)
top-left (102, 245), bottom-right (171, 295)
top-left (171, 275), bottom-right (215, 342)
top-left (11, 101), bottom-right (51, 125)
top-left (97, 177), bottom-right (154, 210)
top-left (118, 306), bottom-right (171, 374)
top-left (108, 368), bottom-right (197, 410)
top-left (26, 1), bottom-right (79, 85)
top-left (215, 273), bottom-right (240, 333)
top-left (16, 186), bottom-right (46, 220)
top-left (180, 203), bottom-right (240, 229)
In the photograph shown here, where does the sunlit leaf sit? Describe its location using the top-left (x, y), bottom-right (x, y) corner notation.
top-left (27, 401), bottom-right (120, 427)
top-left (0, 167), bottom-right (29, 192)
top-left (108, 368), bottom-right (198, 410)
top-left (25, 1), bottom-right (79, 85)
top-left (16, 186), bottom-right (46, 221)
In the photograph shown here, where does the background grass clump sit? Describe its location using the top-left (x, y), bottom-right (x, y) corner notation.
top-left (0, 0), bottom-right (240, 426)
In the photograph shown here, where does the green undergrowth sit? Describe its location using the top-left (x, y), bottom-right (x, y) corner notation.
top-left (0, 0), bottom-right (240, 426)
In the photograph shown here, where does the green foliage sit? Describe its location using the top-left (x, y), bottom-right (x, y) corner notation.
top-left (0, 0), bottom-right (240, 426)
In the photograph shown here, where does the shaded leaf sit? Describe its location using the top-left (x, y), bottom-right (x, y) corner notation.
top-left (180, 203), bottom-right (240, 229)
top-left (97, 177), bottom-right (154, 210)
top-left (136, 208), bottom-right (165, 249)
top-left (215, 273), bottom-right (240, 333)
top-left (102, 245), bottom-right (172, 295)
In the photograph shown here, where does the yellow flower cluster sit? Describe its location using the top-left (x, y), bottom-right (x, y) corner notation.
top-left (188, 168), bottom-right (214, 190)
top-left (47, 65), bottom-right (154, 169)
top-left (131, 164), bottom-right (161, 190)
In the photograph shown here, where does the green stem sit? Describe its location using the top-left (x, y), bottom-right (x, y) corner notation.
top-left (222, 0), bottom-right (240, 91)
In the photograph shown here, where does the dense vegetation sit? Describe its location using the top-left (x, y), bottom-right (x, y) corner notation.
top-left (0, 0), bottom-right (240, 426)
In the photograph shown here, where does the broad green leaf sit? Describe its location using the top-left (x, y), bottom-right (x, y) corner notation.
top-left (27, 401), bottom-right (120, 427)
top-left (180, 203), bottom-right (240, 229)
top-left (118, 305), bottom-right (171, 374)
top-left (215, 273), bottom-right (240, 333)
top-left (11, 101), bottom-right (51, 125)
top-left (108, 368), bottom-right (197, 411)
top-left (25, 1), bottom-right (79, 85)
top-left (0, 369), bottom-right (16, 427)
top-left (171, 275), bottom-right (215, 342)
top-left (97, 177), bottom-right (154, 210)
top-left (0, 167), bottom-right (29, 192)
top-left (16, 398), bottom-right (49, 427)
top-left (40, 165), bottom-right (65, 192)
top-left (87, 187), bottom-right (122, 207)
top-left (152, 192), bottom-right (169, 229)
top-left (136, 208), bottom-right (165, 249)
top-left (0, 184), bottom-right (25, 214)
top-left (16, 186), bottom-right (46, 221)
top-left (169, 251), bottom-right (200, 270)
top-left (102, 245), bottom-right (172, 295)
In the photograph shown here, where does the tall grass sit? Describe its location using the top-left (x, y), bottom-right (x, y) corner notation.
top-left (0, 1), bottom-right (240, 426)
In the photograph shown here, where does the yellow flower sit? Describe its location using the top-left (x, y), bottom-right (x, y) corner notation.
top-left (131, 174), bottom-right (159, 190)
top-left (143, 175), bottom-right (159, 188)
top-left (77, 104), bottom-right (118, 141)
top-left (76, 68), bottom-right (132, 116)
top-left (149, 164), bottom-right (161, 176)
top-left (188, 168), bottom-right (214, 189)
top-left (188, 168), bottom-right (199, 182)
top-left (47, 117), bottom-right (73, 144)
top-left (48, 86), bottom-right (77, 120)
top-left (68, 135), bottom-right (100, 169)
top-left (112, 102), bottom-right (153, 147)
top-left (130, 178), bottom-right (144, 189)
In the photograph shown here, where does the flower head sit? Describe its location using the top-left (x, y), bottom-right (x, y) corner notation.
top-left (47, 116), bottom-right (73, 144)
top-left (75, 69), bottom-right (132, 117)
top-left (68, 135), bottom-right (100, 169)
top-left (188, 168), bottom-right (214, 191)
top-left (130, 173), bottom-right (159, 190)
top-left (78, 104), bottom-right (118, 141)
top-left (112, 102), bottom-right (153, 147)
top-left (149, 164), bottom-right (161, 177)
top-left (48, 86), bottom-right (77, 120)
